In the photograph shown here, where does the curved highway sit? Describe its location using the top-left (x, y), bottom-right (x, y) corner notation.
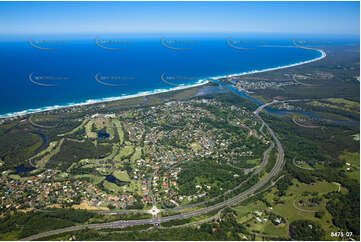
top-left (21, 100), bottom-right (285, 241)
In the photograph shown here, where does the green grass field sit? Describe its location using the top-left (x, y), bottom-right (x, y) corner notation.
top-left (29, 141), bottom-right (58, 160)
top-left (130, 147), bottom-right (142, 163)
top-left (73, 174), bottom-right (104, 184)
top-left (233, 179), bottom-right (340, 240)
top-left (327, 98), bottom-right (360, 111)
top-left (263, 179), bottom-right (339, 240)
top-left (37, 138), bottom-right (65, 168)
top-left (112, 170), bottom-right (130, 182)
top-left (307, 98), bottom-right (360, 114)
top-left (114, 145), bottom-right (134, 162)
top-left (113, 120), bottom-right (124, 144)
top-left (103, 180), bottom-right (122, 193)
top-left (339, 152), bottom-right (360, 182)
top-left (232, 200), bottom-right (288, 238)
top-left (59, 118), bottom-right (88, 137)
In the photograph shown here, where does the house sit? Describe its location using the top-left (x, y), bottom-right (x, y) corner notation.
top-left (254, 210), bottom-right (262, 216)
top-left (275, 218), bottom-right (281, 224)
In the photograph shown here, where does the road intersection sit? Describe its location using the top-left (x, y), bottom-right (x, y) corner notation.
top-left (21, 100), bottom-right (285, 241)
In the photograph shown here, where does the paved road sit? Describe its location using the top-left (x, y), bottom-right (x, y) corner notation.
top-left (161, 132), bottom-right (274, 213)
top-left (292, 116), bottom-right (320, 128)
top-left (292, 199), bottom-right (318, 213)
top-left (291, 74), bottom-right (314, 87)
top-left (28, 116), bottom-right (57, 129)
top-left (96, 97), bottom-right (327, 215)
top-left (21, 100), bottom-right (285, 241)
top-left (253, 98), bottom-right (323, 116)
top-left (148, 173), bottom-right (157, 208)
top-left (100, 172), bottom-right (158, 216)
top-left (292, 157), bottom-right (319, 171)
top-left (254, 100), bottom-right (280, 115)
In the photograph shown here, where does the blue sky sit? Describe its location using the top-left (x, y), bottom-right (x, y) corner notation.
top-left (0, 1), bottom-right (359, 35)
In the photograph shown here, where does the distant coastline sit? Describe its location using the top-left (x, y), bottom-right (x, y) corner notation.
top-left (207, 48), bottom-right (326, 80)
top-left (0, 47), bottom-right (326, 120)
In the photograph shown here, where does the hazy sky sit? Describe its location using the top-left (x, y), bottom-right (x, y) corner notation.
top-left (0, 1), bottom-right (359, 35)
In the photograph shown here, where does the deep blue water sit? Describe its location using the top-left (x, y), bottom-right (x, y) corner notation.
top-left (9, 164), bottom-right (35, 175)
top-left (105, 174), bottom-right (129, 186)
top-left (98, 131), bottom-right (110, 139)
top-left (0, 34), bottom-right (346, 117)
top-left (211, 79), bottom-right (359, 126)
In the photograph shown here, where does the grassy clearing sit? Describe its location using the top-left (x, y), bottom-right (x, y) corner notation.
top-left (352, 133), bottom-right (360, 141)
top-left (315, 111), bottom-right (352, 121)
top-left (247, 158), bottom-right (261, 166)
top-left (113, 119), bottom-right (124, 144)
top-left (339, 152), bottom-right (360, 182)
top-left (114, 145), bottom-right (134, 162)
top-left (249, 94), bottom-right (271, 104)
top-left (105, 119), bottom-right (115, 140)
top-left (72, 202), bottom-right (109, 211)
top-left (308, 99), bottom-right (359, 114)
top-left (85, 120), bottom-right (97, 138)
top-left (232, 200), bottom-right (267, 217)
top-left (327, 98), bottom-right (360, 110)
top-left (339, 152), bottom-right (360, 168)
top-left (130, 147), bottom-right (142, 163)
top-left (36, 138), bottom-right (64, 168)
top-left (247, 219), bottom-right (288, 238)
top-left (112, 170), bottom-right (130, 182)
top-left (59, 118), bottom-right (88, 137)
top-left (29, 141), bottom-right (58, 160)
top-left (167, 87), bottom-right (199, 100)
top-left (103, 180), bottom-right (122, 193)
top-left (286, 180), bottom-right (338, 197)
top-left (233, 179), bottom-right (339, 240)
top-left (160, 206), bottom-right (206, 217)
top-left (123, 180), bottom-right (139, 193)
top-left (294, 160), bottom-right (316, 170)
top-left (8, 174), bottom-right (29, 181)
top-left (232, 200), bottom-right (288, 238)
top-left (263, 179), bottom-right (339, 240)
top-left (146, 95), bottom-right (164, 105)
top-left (190, 142), bottom-right (202, 152)
top-left (73, 174), bottom-right (104, 184)
top-left (104, 144), bottom-right (120, 160)
top-left (107, 96), bottom-right (146, 107)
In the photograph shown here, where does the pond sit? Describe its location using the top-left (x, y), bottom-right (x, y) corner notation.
top-left (105, 174), bottom-right (130, 187)
top-left (9, 164), bottom-right (35, 176)
top-left (98, 131), bottom-right (110, 138)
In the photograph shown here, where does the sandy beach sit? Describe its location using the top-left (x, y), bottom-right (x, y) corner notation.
top-left (0, 46), bottom-right (326, 120)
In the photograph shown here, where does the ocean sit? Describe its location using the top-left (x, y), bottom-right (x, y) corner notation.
top-left (0, 33), bottom-right (336, 117)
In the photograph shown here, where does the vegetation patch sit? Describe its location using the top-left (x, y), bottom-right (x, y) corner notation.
top-left (289, 220), bottom-right (325, 240)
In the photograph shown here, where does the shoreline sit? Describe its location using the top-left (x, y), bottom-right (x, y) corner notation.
top-left (207, 48), bottom-right (326, 80)
top-left (0, 48), bottom-right (326, 120)
top-left (0, 80), bottom-right (209, 119)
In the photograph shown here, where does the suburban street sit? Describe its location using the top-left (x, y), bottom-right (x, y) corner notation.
top-left (21, 100), bottom-right (285, 241)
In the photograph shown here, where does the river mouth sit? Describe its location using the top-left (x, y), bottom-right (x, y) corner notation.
top-left (211, 79), bottom-right (359, 126)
